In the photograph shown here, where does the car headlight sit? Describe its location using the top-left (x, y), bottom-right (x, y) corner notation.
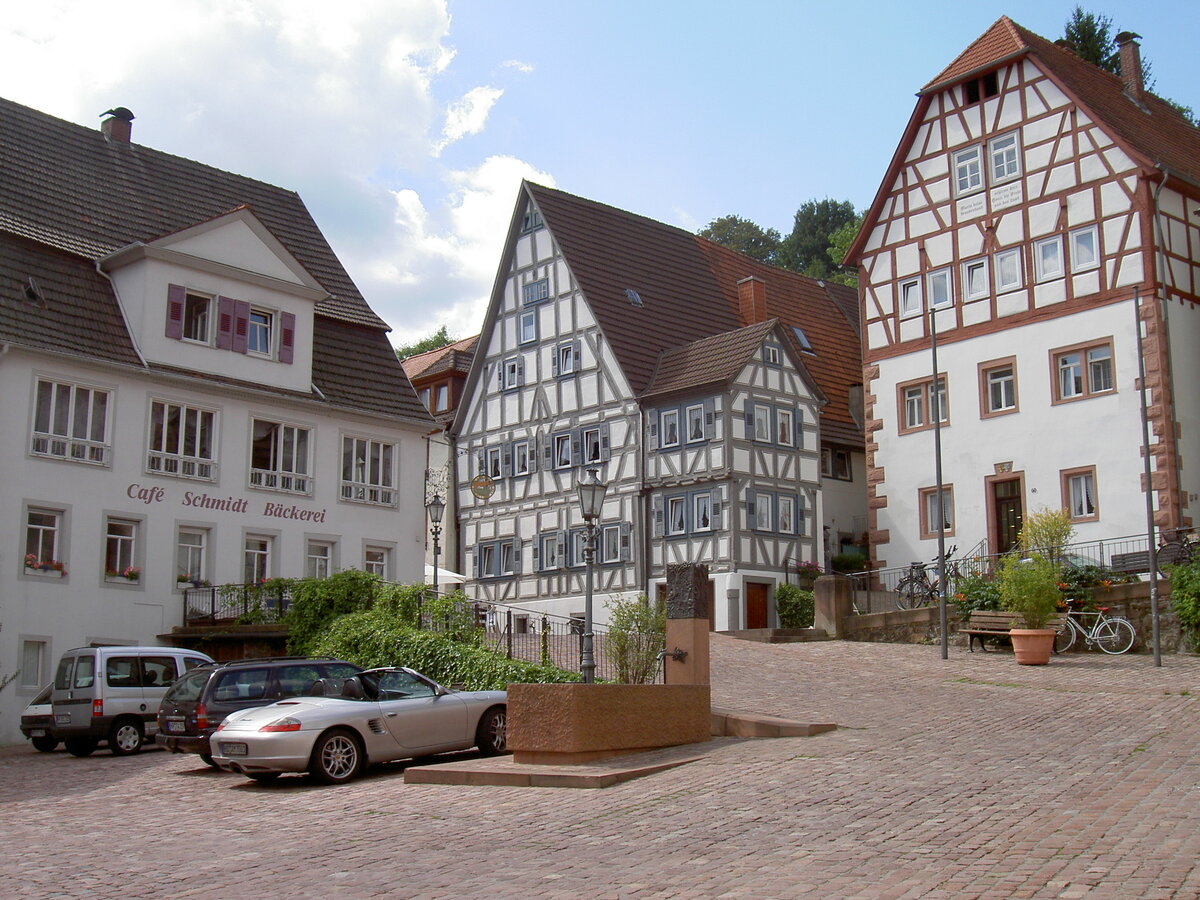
top-left (258, 716), bottom-right (302, 733)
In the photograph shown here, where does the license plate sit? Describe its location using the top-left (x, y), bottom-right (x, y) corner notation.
top-left (220, 742), bottom-right (248, 757)
top-left (30, 728), bottom-right (45, 737)
top-left (55, 714), bottom-right (70, 725)
top-left (166, 720), bottom-right (185, 733)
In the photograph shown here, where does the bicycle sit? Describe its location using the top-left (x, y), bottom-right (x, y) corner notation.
top-left (1157, 527), bottom-right (1195, 568)
top-left (1053, 599), bottom-right (1136, 654)
top-left (894, 545), bottom-right (958, 610)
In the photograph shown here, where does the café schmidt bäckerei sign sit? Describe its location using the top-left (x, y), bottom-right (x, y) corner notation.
top-left (127, 483), bottom-right (328, 522)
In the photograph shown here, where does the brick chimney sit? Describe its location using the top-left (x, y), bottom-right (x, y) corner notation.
top-left (736, 276), bottom-right (767, 325)
top-left (100, 107), bottom-right (135, 143)
top-left (1115, 32), bottom-right (1144, 103)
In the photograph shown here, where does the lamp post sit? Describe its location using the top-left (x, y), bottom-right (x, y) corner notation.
top-left (576, 467), bottom-right (608, 684)
top-left (425, 494), bottom-right (446, 631)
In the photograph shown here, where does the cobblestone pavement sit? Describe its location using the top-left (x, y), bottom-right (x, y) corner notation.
top-left (4, 638), bottom-right (1198, 899)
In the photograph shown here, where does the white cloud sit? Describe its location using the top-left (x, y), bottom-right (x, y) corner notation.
top-left (502, 59), bottom-right (534, 74)
top-left (434, 85), bottom-right (504, 155)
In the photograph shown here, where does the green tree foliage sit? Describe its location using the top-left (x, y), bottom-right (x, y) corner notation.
top-left (698, 215), bottom-right (782, 264)
top-left (778, 198), bottom-right (859, 282)
top-left (394, 325), bottom-right (453, 361)
top-left (1017, 508), bottom-right (1075, 559)
top-left (775, 584), bottom-right (814, 628)
top-left (604, 594), bottom-right (665, 684)
top-left (285, 569), bottom-right (382, 655)
top-left (1166, 558), bottom-right (1200, 649)
top-left (825, 215), bottom-right (865, 287)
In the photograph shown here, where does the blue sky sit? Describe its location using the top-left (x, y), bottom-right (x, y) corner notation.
top-left (2, 1), bottom-right (1196, 346)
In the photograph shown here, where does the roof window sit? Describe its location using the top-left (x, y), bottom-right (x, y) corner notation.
top-left (792, 326), bottom-right (815, 354)
top-left (625, 288), bottom-right (643, 307)
top-left (963, 71), bottom-right (1000, 106)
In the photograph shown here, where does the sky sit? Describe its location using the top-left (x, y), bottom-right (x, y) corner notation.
top-left (2, 1), bottom-right (1197, 349)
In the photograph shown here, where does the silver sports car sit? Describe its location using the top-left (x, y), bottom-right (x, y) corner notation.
top-left (209, 667), bottom-right (507, 784)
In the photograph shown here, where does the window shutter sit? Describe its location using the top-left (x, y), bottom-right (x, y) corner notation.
top-left (501, 444), bottom-right (513, 477)
top-left (517, 358), bottom-right (525, 386)
top-left (473, 547), bottom-right (481, 579)
top-left (745, 405), bottom-right (756, 439)
top-left (652, 495), bottom-right (664, 538)
top-left (571, 427), bottom-right (582, 467)
top-left (600, 423), bottom-right (611, 461)
top-left (573, 339), bottom-right (582, 370)
top-left (711, 491), bottom-right (723, 530)
top-left (555, 532), bottom-right (566, 567)
top-left (216, 296), bottom-right (236, 350)
top-left (497, 364), bottom-right (504, 391)
top-left (475, 450), bottom-right (485, 476)
top-left (746, 491), bottom-right (757, 530)
top-left (543, 436), bottom-right (553, 468)
top-left (797, 495), bottom-right (806, 536)
top-left (795, 409), bottom-right (803, 448)
top-left (620, 523), bottom-right (632, 561)
top-left (532, 540), bottom-right (541, 573)
top-left (647, 416), bottom-right (659, 451)
top-left (703, 398), bottom-right (716, 440)
top-left (279, 311), bottom-right (296, 364)
top-left (232, 299), bottom-right (251, 354)
top-left (511, 538), bottom-right (522, 575)
top-left (551, 346), bottom-right (560, 377)
top-left (166, 284), bottom-right (185, 340)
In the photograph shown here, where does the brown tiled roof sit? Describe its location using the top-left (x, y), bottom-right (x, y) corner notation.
top-left (0, 231), bottom-right (142, 367)
top-left (922, 17), bottom-right (1028, 91)
top-left (524, 183), bottom-right (863, 444)
top-left (642, 320), bottom-right (779, 399)
top-left (0, 96), bottom-right (386, 329)
top-left (402, 335), bottom-right (479, 381)
top-left (312, 318), bottom-right (434, 420)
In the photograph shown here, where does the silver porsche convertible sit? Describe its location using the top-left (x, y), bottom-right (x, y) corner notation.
top-left (209, 667), bottom-right (507, 784)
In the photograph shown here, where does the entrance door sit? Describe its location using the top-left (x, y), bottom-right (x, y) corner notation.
top-left (992, 479), bottom-right (1023, 554)
top-left (746, 583), bottom-right (769, 629)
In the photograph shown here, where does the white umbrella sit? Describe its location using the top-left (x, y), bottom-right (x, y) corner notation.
top-left (424, 565), bottom-right (466, 584)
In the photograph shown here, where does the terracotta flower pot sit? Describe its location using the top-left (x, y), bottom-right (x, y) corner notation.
top-left (1010, 628), bottom-right (1056, 665)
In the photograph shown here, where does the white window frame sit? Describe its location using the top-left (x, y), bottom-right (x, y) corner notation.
top-left (583, 427), bottom-right (602, 465)
top-left (988, 132), bottom-right (1021, 185)
top-left (554, 433), bottom-right (572, 469)
top-left (1064, 469), bottom-right (1099, 522)
top-left (249, 419), bottom-right (312, 495)
top-left (755, 493), bottom-right (773, 532)
top-left (104, 517), bottom-right (137, 579)
top-left (247, 308), bottom-right (273, 356)
top-left (1054, 342), bottom-right (1114, 402)
top-left (478, 544), bottom-right (496, 578)
top-left (900, 278), bottom-right (922, 316)
top-left (502, 358), bottom-right (521, 390)
top-left (666, 496), bottom-right (687, 536)
top-left (753, 404), bottom-right (771, 442)
top-left (685, 405), bottom-right (705, 443)
top-left (521, 278), bottom-right (549, 305)
top-left (433, 384), bottom-right (449, 412)
top-left (244, 535), bottom-right (273, 584)
top-left (927, 268), bottom-right (952, 309)
top-left (953, 145), bottom-right (984, 196)
top-left (994, 247), bottom-right (1023, 291)
top-left (147, 399), bottom-right (217, 481)
top-left (660, 410), bottom-right (680, 448)
top-left (31, 377), bottom-right (111, 466)
top-left (1069, 225), bottom-right (1100, 273)
top-left (519, 310), bottom-right (538, 344)
top-left (540, 533), bottom-right (562, 570)
top-left (500, 541), bottom-right (516, 576)
top-left (486, 447), bottom-right (503, 479)
top-left (306, 541), bottom-right (333, 579)
top-left (777, 408), bottom-right (794, 447)
top-left (21, 640), bottom-right (46, 689)
top-left (601, 525), bottom-right (622, 564)
top-left (182, 292), bottom-right (211, 344)
top-left (921, 486), bottom-right (955, 537)
top-left (778, 496), bottom-right (795, 534)
top-left (764, 344), bottom-right (781, 366)
top-left (341, 435), bottom-right (397, 506)
top-left (556, 342), bottom-right (577, 376)
top-left (903, 385), bottom-right (925, 430)
top-left (985, 365), bottom-right (1016, 414)
top-left (693, 494), bottom-right (713, 533)
top-left (24, 507), bottom-right (62, 572)
top-left (962, 258), bottom-right (989, 300)
top-left (512, 440), bottom-right (531, 476)
top-left (176, 528), bottom-right (207, 585)
top-left (1034, 235), bottom-right (1064, 282)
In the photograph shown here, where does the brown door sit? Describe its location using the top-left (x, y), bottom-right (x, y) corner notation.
top-left (746, 583), bottom-right (769, 629)
top-left (993, 479), bottom-right (1023, 554)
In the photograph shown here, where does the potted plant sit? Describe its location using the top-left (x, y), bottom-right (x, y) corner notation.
top-left (122, 565), bottom-right (140, 582)
top-left (996, 509), bottom-right (1072, 665)
top-left (795, 561), bottom-right (822, 589)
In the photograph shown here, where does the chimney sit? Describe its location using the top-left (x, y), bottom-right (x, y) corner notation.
top-left (100, 107), bottom-right (135, 143)
top-left (736, 276), bottom-right (767, 325)
top-left (1115, 32), bottom-right (1144, 103)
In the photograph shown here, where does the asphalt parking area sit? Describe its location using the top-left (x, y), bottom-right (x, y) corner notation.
top-left (3, 638), bottom-right (1198, 899)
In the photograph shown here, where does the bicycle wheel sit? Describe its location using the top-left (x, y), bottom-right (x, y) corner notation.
top-left (894, 576), bottom-right (928, 610)
top-left (1054, 619), bottom-right (1077, 653)
top-left (1094, 618), bottom-right (1135, 654)
top-left (1158, 541), bottom-right (1189, 569)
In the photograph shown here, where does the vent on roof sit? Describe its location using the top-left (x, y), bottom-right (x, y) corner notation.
top-left (23, 277), bottom-right (46, 308)
top-left (625, 288), bottom-right (643, 307)
top-left (792, 326), bottom-right (815, 354)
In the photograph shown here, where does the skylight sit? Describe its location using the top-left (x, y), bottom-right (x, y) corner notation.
top-left (792, 326), bottom-right (815, 354)
top-left (625, 288), bottom-right (643, 307)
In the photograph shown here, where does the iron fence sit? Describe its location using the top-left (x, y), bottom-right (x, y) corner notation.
top-left (184, 583), bottom-right (293, 624)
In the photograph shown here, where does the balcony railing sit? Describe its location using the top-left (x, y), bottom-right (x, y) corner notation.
top-left (183, 582), bottom-right (292, 625)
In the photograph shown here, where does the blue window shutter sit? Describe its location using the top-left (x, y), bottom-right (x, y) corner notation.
top-left (620, 523), bottom-right (632, 561)
top-left (648, 415), bottom-right (659, 451)
top-left (746, 491), bottom-right (757, 530)
top-left (232, 299), bottom-right (251, 354)
top-left (497, 364), bottom-right (504, 391)
top-left (745, 405), bottom-right (756, 439)
top-left (703, 398), bottom-right (716, 440)
top-left (216, 296), bottom-right (235, 350)
top-left (556, 532), bottom-right (566, 567)
top-left (474, 547), bottom-right (482, 579)
top-left (571, 428), bottom-right (582, 467)
top-left (574, 339), bottom-right (582, 370)
top-left (501, 444), bottom-right (512, 477)
top-left (652, 495), bottom-right (664, 538)
top-left (512, 539), bottom-right (522, 575)
top-left (797, 494), bottom-right (806, 535)
top-left (796, 409), bottom-right (803, 448)
top-left (166, 284), bottom-right (185, 340)
top-left (279, 312), bottom-right (296, 364)
top-left (600, 423), bottom-right (611, 461)
top-left (543, 436), bottom-right (553, 468)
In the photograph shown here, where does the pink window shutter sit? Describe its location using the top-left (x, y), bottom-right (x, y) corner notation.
top-left (165, 284), bottom-right (185, 340)
top-left (216, 297), bottom-right (236, 350)
top-left (279, 312), bottom-right (296, 364)
top-left (232, 299), bottom-right (251, 354)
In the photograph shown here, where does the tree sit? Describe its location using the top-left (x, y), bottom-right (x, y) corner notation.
top-left (778, 198), bottom-right (858, 281)
top-left (1063, 6), bottom-right (1118, 73)
top-left (825, 215), bottom-right (865, 287)
top-left (394, 325), bottom-right (453, 361)
top-left (698, 215), bottom-right (781, 264)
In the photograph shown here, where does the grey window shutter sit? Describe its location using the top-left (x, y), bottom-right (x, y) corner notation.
top-left (573, 339), bottom-right (582, 370)
top-left (571, 427), bottom-right (582, 467)
top-left (797, 495), bottom-right (806, 535)
top-left (543, 436), bottom-right (553, 468)
top-left (745, 405), bottom-right (756, 439)
top-left (600, 423), bottom-right (611, 461)
top-left (795, 408), bottom-right (803, 448)
top-left (532, 539), bottom-right (541, 572)
top-left (551, 347), bottom-right (559, 377)
top-left (619, 523), bottom-right (632, 561)
top-left (556, 532), bottom-right (566, 567)
top-left (474, 547), bottom-right (482, 579)
top-left (517, 358), bottom-right (525, 386)
top-left (497, 364), bottom-right (504, 391)
top-left (648, 416), bottom-right (659, 451)
top-left (475, 450), bottom-right (485, 476)
top-left (501, 444), bottom-right (512, 477)
top-left (166, 284), bottom-right (185, 339)
top-left (512, 539), bottom-right (522, 575)
top-left (652, 495), bottom-right (664, 538)
top-left (712, 491), bottom-right (723, 529)
top-left (746, 491), bottom-right (757, 530)
top-left (703, 398), bottom-right (716, 440)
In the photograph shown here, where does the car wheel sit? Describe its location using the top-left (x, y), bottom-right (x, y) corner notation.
top-left (109, 719), bottom-right (144, 756)
top-left (475, 706), bottom-right (507, 756)
top-left (31, 736), bottom-right (59, 753)
top-left (200, 753), bottom-right (219, 769)
top-left (65, 737), bottom-right (98, 757)
top-left (247, 772), bottom-right (281, 784)
top-left (309, 728), bottom-right (363, 785)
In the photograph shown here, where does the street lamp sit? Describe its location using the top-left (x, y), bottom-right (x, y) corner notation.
top-left (576, 467), bottom-right (608, 684)
top-left (425, 494), bottom-right (446, 630)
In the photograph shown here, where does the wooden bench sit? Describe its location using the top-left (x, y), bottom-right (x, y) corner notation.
top-left (961, 611), bottom-right (1067, 653)
top-left (1110, 551), bottom-right (1150, 575)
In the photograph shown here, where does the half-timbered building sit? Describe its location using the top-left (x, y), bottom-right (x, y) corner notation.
top-left (453, 183), bottom-right (864, 631)
top-left (845, 19), bottom-right (1200, 570)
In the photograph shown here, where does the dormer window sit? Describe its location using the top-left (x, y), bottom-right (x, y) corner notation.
top-left (166, 284), bottom-right (295, 364)
top-left (247, 309), bottom-right (273, 355)
top-left (182, 293), bottom-right (211, 343)
top-left (963, 70), bottom-right (1000, 105)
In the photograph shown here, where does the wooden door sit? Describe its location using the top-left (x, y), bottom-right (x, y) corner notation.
top-left (992, 479), bottom-right (1023, 554)
top-left (746, 582), bottom-right (769, 629)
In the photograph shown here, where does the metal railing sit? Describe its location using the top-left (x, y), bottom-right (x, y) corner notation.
top-left (183, 582), bottom-right (293, 624)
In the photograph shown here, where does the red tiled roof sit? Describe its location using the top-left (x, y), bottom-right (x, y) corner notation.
top-left (402, 335), bottom-right (479, 381)
top-left (923, 17), bottom-right (1028, 91)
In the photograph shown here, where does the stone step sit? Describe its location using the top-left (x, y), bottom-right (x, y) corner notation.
top-left (719, 627), bottom-right (831, 643)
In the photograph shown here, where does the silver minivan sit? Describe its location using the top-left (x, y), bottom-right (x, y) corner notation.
top-left (51, 646), bottom-right (213, 756)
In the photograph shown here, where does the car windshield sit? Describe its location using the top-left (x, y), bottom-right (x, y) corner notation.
top-left (163, 669), bottom-right (210, 703)
top-left (32, 683), bottom-right (53, 705)
top-left (377, 670), bottom-right (438, 700)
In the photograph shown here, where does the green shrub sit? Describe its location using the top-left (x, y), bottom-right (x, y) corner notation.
top-left (951, 572), bottom-right (1001, 618)
top-left (997, 553), bottom-right (1063, 630)
top-left (830, 553), bottom-right (865, 574)
top-left (776, 584), bottom-right (814, 628)
top-left (1166, 557), bottom-right (1200, 650)
top-left (285, 570), bottom-right (381, 655)
top-left (604, 595), bottom-right (665, 684)
top-left (310, 607), bottom-right (580, 690)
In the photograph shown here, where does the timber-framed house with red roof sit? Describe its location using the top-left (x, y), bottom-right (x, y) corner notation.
top-left (0, 99), bottom-right (433, 742)
top-left (845, 19), bottom-right (1200, 571)
top-left (452, 183), bottom-right (864, 631)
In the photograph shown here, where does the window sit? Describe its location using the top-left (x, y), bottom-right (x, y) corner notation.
top-left (486, 447), bottom-right (503, 479)
top-left (1053, 341), bottom-right (1114, 402)
top-left (953, 146), bottom-right (983, 196)
top-left (601, 525), bottom-right (622, 563)
top-left (104, 518), bottom-right (137, 578)
top-left (147, 400), bottom-right (217, 480)
top-left (764, 344), bottom-right (781, 366)
top-left (244, 536), bottom-right (273, 584)
top-left (821, 448), bottom-right (852, 481)
top-left (778, 496), bottom-right (795, 534)
top-left (962, 258), bottom-right (989, 300)
top-left (569, 530), bottom-right (589, 567)
top-left (499, 542), bottom-right (516, 576)
top-left (31, 378), bottom-right (110, 465)
top-left (994, 247), bottom-right (1023, 291)
top-left (927, 268), bottom-right (952, 308)
top-left (1062, 468), bottom-right (1099, 522)
top-left (21, 640), bottom-right (46, 688)
top-left (521, 278), bottom-right (549, 305)
top-left (539, 533), bottom-right (564, 570)
top-left (898, 376), bottom-right (948, 434)
top-left (420, 387), bottom-right (431, 410)
top-left (512, 441), bottom-right (531, 476)
top-left (753, 493), bottom-right (773, 532)
top-left (919, 486), bottom-right (955, 538)
top-left (963, 70), bottom-right (1000, 105)
top-left (306, 541), bottom-right (332, 579)
top-left (1034, 235), bottom-right (1064, 282)
top-left (667, 496), bottom-right (688, 536)
top-left (341, 435), bottom-right (396, 505)
top-left (177, 529), bottom-right (207, 584)
top-left (988, 132), bottom-right (1021, 184)
top-left (477, 539), bottom-right (520, 578)
top-left (980, 359), bottom-right (1018, 417)
top-left (1069, 225), bottom-right (1100, 273)
top-left (900, 278), bottom-right (922, 316)
top-left (777, 409), bottom-right (794, 447)
top-left (654, 491), bottom-right (720, 537)
top-left (434, 384), bottom-right (449, 413)
top-left (583, 427), bottom-right (603, 465)
top-left (24, 508), bottom-right (63, 572)
top-left (660, 410), bottom-right (680, 448)
top-left (554, 433), bottom-right (573, 469)
top-left (502, 358), bottom-right (523, 390)
top-left (521, 209), bottom-right (543, 233)
top-left (555, 342), bottom-right (578, 376)
top-left (752, 404), bottom-right (771, 442)
top-left (792, 326), bottom-right (815, 354)
top-left (519, 310), bottom-right (538, 344)
top-left (183, 293), bottom-right (210, 343)
top-left (681, 405), bottom-right (702, 443)
top-left (693, 494), bottom-right (713, 532)
top-left (250, 419), bottom-right (311, 494)
top-left (364, 546), bottom-right (389, 579)
top-left (247, 309), bottom-right (273, 355)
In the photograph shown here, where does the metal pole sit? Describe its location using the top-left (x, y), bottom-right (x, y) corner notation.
top-left (931, 305), bottom-right (948, 660)
top-left (1133, 288), bottom-right (1162, 666)
top-left (581, 520), bottom-right (597, 683)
